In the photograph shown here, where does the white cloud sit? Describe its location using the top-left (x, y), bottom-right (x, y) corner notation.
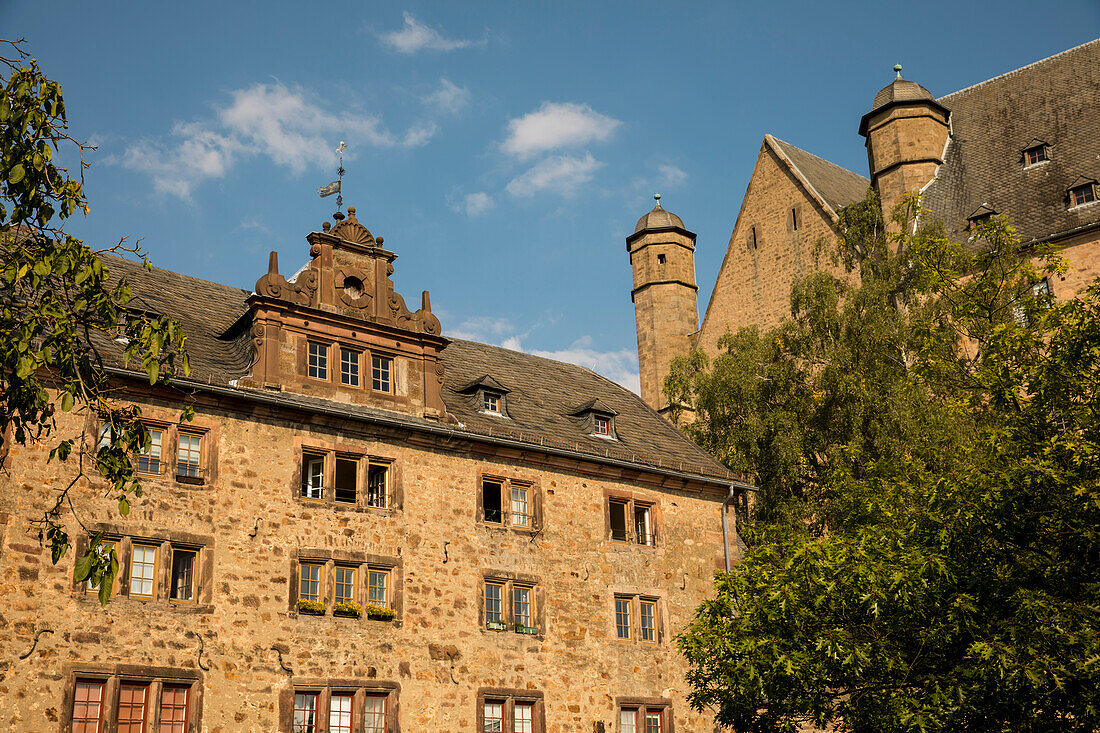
top-left (381, 12), bottom-right (478, 54)
top-left (425, 78), bottom-right (471, 115)
top-left (449, 316), bottom-right (516, 342)
top-left (656, 164), bottom-right (688, 187)
top-left (501, 102), bottom-right (621, 159)
top-left (457, 192), bottom-right (494, 216)
top-left (529, 337), bottom-right (640, 395)
top-left (117, 82), bottom-right (435, 199)
top-left (506, 153), bottom-right (602, 198)
top-left (630, 162), bottom-right (689, 202)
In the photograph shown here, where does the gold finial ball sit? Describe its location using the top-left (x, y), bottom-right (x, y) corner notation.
top-left (348, 206), bottom-right (356, 216)
top-left (653, 193), bottom-right (661, 202)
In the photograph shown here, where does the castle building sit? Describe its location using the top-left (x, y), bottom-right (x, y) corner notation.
top-left (630, 39), bottom-right (1100, 411)
top-left (0, 207), bottom-right (747, 731)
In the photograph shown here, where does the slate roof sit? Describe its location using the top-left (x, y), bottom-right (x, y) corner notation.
top-left (924, 39), bottom-right (1100, 242)
top-left (99, 254), bottom-right (732, 484)
top-left (633, 201), bottom-right (689, 234)
top-left (768, 135), bottom-right (870, 214)
top-left (871, 77), bottom-right (936, 111)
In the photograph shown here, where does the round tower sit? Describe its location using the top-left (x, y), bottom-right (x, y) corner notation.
top-left (859, 65), bottom-right (951, 225)
top-left (626, 194), bottom-right (698, 415)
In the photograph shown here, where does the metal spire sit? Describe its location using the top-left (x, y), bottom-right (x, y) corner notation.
top-left (335, 141), bottom-right (347, 214)
top-left (894, 64), bottom-right (903, 79)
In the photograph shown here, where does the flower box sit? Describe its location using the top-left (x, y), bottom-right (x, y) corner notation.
top-left (486, 620), bottom-right (507, 631)
top-left (364, 603), bottom-right (395, 621)
top-left (297, 599), bottom-right (326, 616)
top-left (515, 624), bottom-right (538, 635)
top-left (333, 601), bottom-right (362, 618)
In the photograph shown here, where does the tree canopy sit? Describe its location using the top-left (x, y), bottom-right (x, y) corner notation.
top-left (670, 192), bottom-right (1100, 731)
top-left (1, 39), bottom-right (190, 603)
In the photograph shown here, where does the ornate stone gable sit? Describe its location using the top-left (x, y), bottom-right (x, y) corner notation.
top-left (242, 206), bottom-right (451, 422)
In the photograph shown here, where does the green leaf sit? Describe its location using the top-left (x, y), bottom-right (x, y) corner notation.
top-left (60, 391), bottom-right (73, 412)
top-left (118, 496), bottom-right (130, 516)
top-left (73, 551), bottom-right (94, 583)
top-left (8, 163), bottom-right (24, 184)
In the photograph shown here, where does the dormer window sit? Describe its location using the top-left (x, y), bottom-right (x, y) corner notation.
top-left (1069, 183), bottom-right (1096, 208)
top-left (1023, 144), bottom-right (1049, 167)
top-left (483, 391), bottom-right (501, 414)
top-left (459, 375), bottom-right (511, 418)
top-left (594, 415), bottom-right (610, 436)
top-left (570, 398), bottom-right (618, 440)
top-left (966, 204), bottom-right (997, 231)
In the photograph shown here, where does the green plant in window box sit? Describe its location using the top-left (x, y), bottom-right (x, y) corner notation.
top-left (333, 601), bottom-right (362, 618)
top-left (486, 620), bottom-right (507, 631)
top-left (297, 598), bottom-right (326, 616)
top-left (364, 602), bottom-right (395, 621)
top-left (515, 623), bottom-right (538, 635)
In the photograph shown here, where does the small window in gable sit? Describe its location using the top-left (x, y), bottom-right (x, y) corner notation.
top-left (483, 391), bottom-right (501, 413)
top-left (594, 415), bottom-right (610, 436)
top-left (966, 204), bottom-right (997, 231)
top-left (459, 375), bottom-right (511, 417)
top-left (1069, 182), bottom-right (1097, 208)
top-left (1024, 144), bottom-right (1049, 167)
top-left (569, 398), bottom-right (618, 439)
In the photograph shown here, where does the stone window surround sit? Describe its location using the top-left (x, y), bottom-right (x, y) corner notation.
top-left (59, 662), bottom-right (204, 733)
top-left (609, 591), bottom-right (666, 646)
top-left (296, 331), bottom-right (407, 404)
top-left (90, 407), bottom-right (220, 487)
top-left (294, 436), bottom-right (403, 514)
top-left (616, 696), bottom-right (675, 733)
top-left (477, 569), bottom-right (546, 640)
top-left (602, 488), bottom-right (661, 549)
top-left (476, 468), bottom-right (542, 534)
top-left (278, 679), bottom-right (400, 733)
top-left (70, 524), bottom-right (215, 611)
top-left (289, 548), bottom-right (403, 625)
top-left (476, 687), bottom-right (545, 733)
top-left (1068, 182), bottom-right (1098, 209)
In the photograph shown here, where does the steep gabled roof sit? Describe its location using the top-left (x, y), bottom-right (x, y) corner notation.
top-left (767, 135), bottom-right (869, 215)
top-left (923, 39), bottom-right (1100, 242)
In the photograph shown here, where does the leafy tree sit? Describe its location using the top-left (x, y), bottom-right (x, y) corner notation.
top-left (1, 39), bottom-right (190, 603)
top-left (670, 192), bottom-right (1100, 730)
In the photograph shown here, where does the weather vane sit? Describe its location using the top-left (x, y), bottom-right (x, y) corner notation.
top-left (318, 141), bottom-right (348, 216)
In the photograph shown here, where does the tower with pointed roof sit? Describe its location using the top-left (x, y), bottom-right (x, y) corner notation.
top-left (626, 194), bottom-right (698, 414)
top-left (859, 65), bottom-right (951, 223)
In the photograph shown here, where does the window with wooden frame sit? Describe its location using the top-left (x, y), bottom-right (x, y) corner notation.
top-left (608, 496), bottom-right (658, 547)
top-left (129, 543), bottom-right (158, 598)
top-left (72, 679), bottom-right (105, 733)
top-left (339, 347), bottom-right (361, 387)
top-left (614, 595), bottom-right (662, 645)
top-left (293, 691), bottom-right (319, 733)
top-left (1070, 183), bottom-right (1096, 208)
top-left (481, 476), bottom-right (538, 530)
top-left (176, 430), bottom-right (204, 480)
top-left (301, 451), bottom-right (325, 500)
top-left (284, 684), bottom-right (397, 733)
top-left (367, 460), bottom-right (390, 508)
top-left (1024, 144), bottom-right (1049, 166)
top-left (482, 390), bottom-right (502, 413)
top-left (334, 565), bottom-right (356, 605)
top-left (86, 539), bottom-right (116, 593)
top-left (307, 342), bottom-right (329, 380)
top-left (476, 689), bottom-right (544, 733)
top-left (618, 702), bottom-right (670, 733)
top-left (483, 575), bottom-right (540, 635)
top-left (299, 563), bottom-right (323, 603)
top-left (371, 354), bottom-right (392, 393)
top-left (170, 545), bottom-right (198, 602)
top-left (334, 456), bottom-right (358, 504)
top-left (135, 427), bottom-right (163, 475)
top-left (66, 671), bottom-right (199, 733)
top-left (329, 692), bottom-right (354, 733)
top-left (594, 414), bottom-right (611, 436)
top-left (362, 694), bottom-right (387, 733)
top-left (367, 567), bottom-right (391, 609)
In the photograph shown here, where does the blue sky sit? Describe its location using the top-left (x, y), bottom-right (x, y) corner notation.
top-left (5, 2), bottom-right (1098, 392)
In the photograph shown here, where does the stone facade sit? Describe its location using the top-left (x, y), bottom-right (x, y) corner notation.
top-left (0, 207), bottom-right (741, 732)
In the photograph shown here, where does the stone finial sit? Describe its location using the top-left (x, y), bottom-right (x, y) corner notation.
top-left (322, 221), bottom-right (331, 232)
top-left (894, 64), bottom-right (903, 79)
top-left (267, 250), bottom-right (279, 276)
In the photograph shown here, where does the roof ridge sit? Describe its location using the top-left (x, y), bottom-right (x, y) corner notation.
top-left (939, 38), bottom-right (1100, 101)
top-left (101, 251), bottom-right (251, 296)
top-left (767, 135), bottom-right (868, 181)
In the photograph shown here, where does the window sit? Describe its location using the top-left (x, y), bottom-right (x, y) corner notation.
top-left (334, 456), bottom-right (358, 504)
top-left (302, 452), bottom-right (325, 500)
top-left (513, 585), bottom-right (533, 631)
top-left (170, 548), bottom-right (196, 602)
top-left (608, 496), bottom-right (658, 546)
top-left (969, 212), bottom-right (994, 228)
top-left (329, 693), bottom-right (354, 733)
top-left (299, 564), bottom-right (322, 603)
top-left (640, 599), bottom-right (657, 643)
top-left (511, 483), bottom-right (529, 527)
top-left (645, 711), bottom-right (663, 733)
top-left (367, 461), bottom-right (389, 508)
top-left (117, 683), bottom-right (147, 733)
top-left (790, 206), bottom-right (800, 231)
top-left (294, 692), bottom-right (319, 733)
top-left (176, 431), bottom-right (203, 479)
top-left (335, 566), bottom-right (356, 605)
top-left (159, 686), bottom-right (189, 733)
top-left (363, 695), bottom-right (386, 733)
top-left (86, 540), bottom-right (116, 593)
top-left (615, 597), bottom-right (632, 640)
top-left (97, 422), bottom-right (114, 450)
top-left (594, 415), bottom-right (611, 436)
top-left (483, 391), bottom-right (501, 413)
top-left (484, 701), bottom-right (504, 733)
top-left (136, 428), bottom-right (163, 475)
top-left (371, 354), bottom-right (392, 393)
top-left (73, 680), bottom-right (105, 733)
top-left (1025, 144), bottom-right (1049, 166)
top-left (515, 703), bottom-right (534, 733)
top-left (129, 544), bottom-right (157, 598)
top-left (307, 342), bottom-right (328, 380)
top-left (618, 703), bottom-right (669, 733)
top-left (368, 568), bottom-right (390, 608)
top-left (748, 225), bottom-right (758, 251)
top-left (656, 253), bottom-right (666, 265)
top-left (482, 476), bottom-right (538, 529)
top-left (485, 581), bottom-right (504, 627)
top-left (340, 347), bottom-right (360, 387)
top-left (1070, 183), bottom-right (1096, 207)
top-left (483, 479), bottom-right (503, 524)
